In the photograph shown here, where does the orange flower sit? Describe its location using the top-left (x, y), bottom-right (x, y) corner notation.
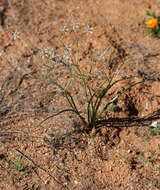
top-left (147, 2), bottom-right (151, 9)
top-left (146, 18), bottom-right (158, 28)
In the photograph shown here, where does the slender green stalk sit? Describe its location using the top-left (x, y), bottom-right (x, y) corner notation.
top-left (96, 79), bottom-right (148, 122)
top-left (39, 109), bottom-right (76, 126)
top-left (38, 108), bottom-right (87, 127)
top-left (93, 76), bottom-right (136, 117)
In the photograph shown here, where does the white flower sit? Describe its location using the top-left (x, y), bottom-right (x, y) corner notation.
top-left (149, 121), bottom-right (158, 128)
top-left (83, 25), bottom-right (93, 35)
top-left (70, 20), bottom-right (79, 31)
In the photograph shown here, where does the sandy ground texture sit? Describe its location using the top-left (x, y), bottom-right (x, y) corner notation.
top-left (0, 0), bottom-right (160, 189)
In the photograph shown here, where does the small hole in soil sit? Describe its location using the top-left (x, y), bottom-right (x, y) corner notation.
top-left (64, 175), bottom-right (70, 182)
top-left (130, 159), bottom-right (138, 170)
top-left (127, 101), bottom-right (138, 116)
top-left (0, 154), bottom-right (5, 160)
top-left (125, 95), bottom-right (139, 116)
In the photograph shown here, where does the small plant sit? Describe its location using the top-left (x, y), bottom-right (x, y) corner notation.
top-left (148, 121), bottom-right (160, 136)
top-left (36, 65), bottom-right (151, 133)
top-left (10, 158), bottom-right (25, 171)
top-left (145, 2), bottom-right (160, 38)
top-left (108, 104), bottom-right (120, 112)
top-left (7, 156), bottom-right (28, 182)
top-left (30, 36), bottom-right (154, 133)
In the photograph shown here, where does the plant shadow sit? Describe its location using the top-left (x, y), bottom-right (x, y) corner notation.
top-left (96, 109), bottom-right (160, 129)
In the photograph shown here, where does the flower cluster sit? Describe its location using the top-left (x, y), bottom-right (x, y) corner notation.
top-left (145, 2), bottom-right (160, 38)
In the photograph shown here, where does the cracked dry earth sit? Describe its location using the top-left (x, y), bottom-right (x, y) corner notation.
top-left (0, 0), bottom-right (160, 190)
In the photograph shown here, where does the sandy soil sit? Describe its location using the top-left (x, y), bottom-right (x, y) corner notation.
top-left (0, 0), bottom-right (160, 189)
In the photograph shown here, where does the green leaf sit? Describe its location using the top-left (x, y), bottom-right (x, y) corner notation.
top-left (10, 160), bottom-right (25, 171)
top-left (146, 11), bottom-right (151, 16)
top-left (150, 127), bottom-right (160, 135)
top-left (39, 108), bottom-right (87, 127)
top-left (108, 104), bottom-right (120, 112)
top-left (151, 11), bottom-right (156, 18)
top-left (157, 32), bottom-right (160, 38)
